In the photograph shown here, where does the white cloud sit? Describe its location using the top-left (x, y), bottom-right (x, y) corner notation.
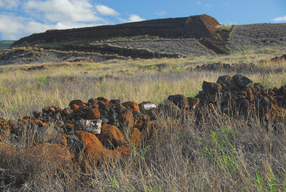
top-left (0, 0), bottom-right (20, 8)
top-left (0, 13), bottom-right (102, 40)
top-left (155, 11), bottom-right (166, 16)
top-left (0, 0), bottom-right (125, 40)
top-left (24, 0), bottom-right (105, 22)
top-left (205, 3), bottom-right (212, 7)
top-left (0, 14), bottom-right (49, 39)
top-left (129, 14), bottom-right (144, 22)
top-left (118, 14), bottom-right (145, 23)
top-left (197, 2), bottom-right (202, 5)
top-left (96, 4), bottom-right (119, 16)
top-left (272, 15), bottom-right (286, 22)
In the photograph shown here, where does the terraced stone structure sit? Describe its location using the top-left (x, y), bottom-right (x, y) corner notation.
top-left (11, 14), bottom-right (219, 47)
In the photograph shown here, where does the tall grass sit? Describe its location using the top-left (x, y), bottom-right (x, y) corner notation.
top-left (0, 51), bottom-right (286, 190)
top-left (1, 109), bottom-right (286, 191)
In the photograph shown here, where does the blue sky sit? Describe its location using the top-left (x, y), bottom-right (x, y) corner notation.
top-left (0, 0), bottom-right (285, 40)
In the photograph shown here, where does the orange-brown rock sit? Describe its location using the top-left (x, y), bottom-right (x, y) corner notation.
top-left (122, 101), bottom-right (140, 113)
top-left (130, 128), bottom-right (143, 147)
top-left (97, 124), bottom-right (125, 149)
top-left (85, 108), bottom-right (101, 119)
top-left (118, 108), bottom-right (134, 131)
top-left (69, 99), bottom-right (84, 108)
top-left (71, 104), bottom-right (80, 110)
top-left (134, 117), bottom-right (150, 131)
top-left (75, 130), bottom-right (106, 166)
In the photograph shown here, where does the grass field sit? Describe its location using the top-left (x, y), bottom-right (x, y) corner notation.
top-left (1, 48), bottom-right (286, 191)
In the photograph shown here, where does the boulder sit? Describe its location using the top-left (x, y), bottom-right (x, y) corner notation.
top-left (202, 81), bottom-right (222, 94)
top-left (134, 116), bottom-right (150, 131)
top-left (75, 131), bottom-right (106, 166)
top-left (118, 108), bottom-right (134, 131)
top-left (130, 128), bottom-right (143, 147)
top-left (97, 124), bottom-right (125, 149)
top-left (66, 134), bottom-right (85, 158)
top-left (233, 74), bottom-right (253, 88)
top-left (98, 100), bottom-right (111, 112)
top-left (85, 108), bottom-right (101, 119)
top-left (217, 75), bottom-right (235, 90)
top-left (187, 97), bottom-right (200, 110)
top-left (167, 94), bottom-right (189, 110)
top-left (107, 108), bottom-right (119, 125)
top-left (158, 100), bottom-right (182, 119)
top-left (69, 99), bottom-right (85, 109)
top-left (139, 101), bottom-right (158, 117)
top-left (82, 119), bottom-right (102, 134)
top-left (122, 101), bottom-right (140, 113)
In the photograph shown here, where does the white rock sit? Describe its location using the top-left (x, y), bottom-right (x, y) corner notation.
top-left (143, 104), bottom-right (157, 110)
top-left (82, 119), bottom-right (102, 134)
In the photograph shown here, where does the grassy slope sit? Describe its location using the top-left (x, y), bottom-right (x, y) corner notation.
top-left (0, 40), bottom-right (15, 51)
top-left (0, 47), bottom-right (285, 119)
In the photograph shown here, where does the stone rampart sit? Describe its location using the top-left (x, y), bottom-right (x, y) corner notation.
top-left (11, 14), bottom-right (220, 47)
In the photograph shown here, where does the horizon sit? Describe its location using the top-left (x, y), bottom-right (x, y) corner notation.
top-left (0, 0), bottom-right (285, 41)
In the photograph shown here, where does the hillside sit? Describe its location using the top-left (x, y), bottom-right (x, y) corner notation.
top-left (0, 15), bottom-right (285, 65)
top-left (229, 23), bottom-right (286, 51)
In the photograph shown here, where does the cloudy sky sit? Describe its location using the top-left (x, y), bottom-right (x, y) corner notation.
top-left (0, 0), bottom-right (285, 40)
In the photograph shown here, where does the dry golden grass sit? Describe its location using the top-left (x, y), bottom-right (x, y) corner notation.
top-left (1, 48), bottom-right (286, 191)
top-left (0, 49), bottom-right (286, 120)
